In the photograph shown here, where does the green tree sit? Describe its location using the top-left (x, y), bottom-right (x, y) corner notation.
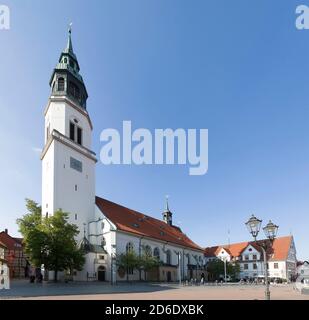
top-left (17, 200), bottom-right (85, 282)
top-left (16, 199), bottom-right (46, 268)
top-left (227, 262), bottom-right (240, 281)
top-left (139, 246), bottom-right (160, 281)
top-left (206, 259), bottom-right (224, 281)
top-left (116, 251), bottom-right (140, 282)
top-left (40, 210), bottom-right (85, 282)
top-left (206, 259), bottom-right (240, 281)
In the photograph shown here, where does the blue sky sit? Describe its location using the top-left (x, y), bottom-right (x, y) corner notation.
top-left (0, 0), bottom-right (308, 260)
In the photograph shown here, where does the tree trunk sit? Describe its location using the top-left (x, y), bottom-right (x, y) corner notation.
top-left (54, 270), bottom-right (58, 283)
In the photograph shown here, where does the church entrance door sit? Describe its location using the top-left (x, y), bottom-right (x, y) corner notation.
top-left (98, 266), bottom-right (106, 281)
top-left (167, 271), bottom-right (172, 282)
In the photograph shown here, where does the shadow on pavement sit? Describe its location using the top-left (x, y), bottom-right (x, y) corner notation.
top-left (0, 280), bottom-right (179, 298)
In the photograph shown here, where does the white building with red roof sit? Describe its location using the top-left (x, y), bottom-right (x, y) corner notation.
top-left (41, 29), bottom-right (205, 283)
top-left (205, 236), bottom-right (297, 281)
top-left (0, 241), bottom-right (10, 289)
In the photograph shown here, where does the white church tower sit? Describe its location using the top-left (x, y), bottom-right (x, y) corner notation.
top-left (41, 27), bottom-right (97, 246)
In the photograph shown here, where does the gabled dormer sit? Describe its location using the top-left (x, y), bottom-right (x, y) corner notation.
top-left (216, 247), bottom-right (231, 262)
top-left (240, 244), bottom-right (261, 261)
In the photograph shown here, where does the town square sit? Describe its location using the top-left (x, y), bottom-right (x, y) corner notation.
top-left (1, 280), bottom-right (309, 300)
top-left (1, 2), bottom-right (309, 313)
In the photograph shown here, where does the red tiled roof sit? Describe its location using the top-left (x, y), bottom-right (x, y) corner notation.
top-left (268, 236), bottom-right (293, 261)
top-left (0, 240), bottom-right (7, 249)
top-left (205, 236), bottom-right (293, 261)
top-left (13, 237), bottom-right (23, 244)
top-left (0, 232), bottom-right (24, 251)
top-left (95, 196), bottom-right (203, 252)
top-left (205, 241), bottom-right (251, 258)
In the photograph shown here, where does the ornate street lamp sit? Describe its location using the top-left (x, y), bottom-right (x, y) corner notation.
top-left (263, 220), bottom-right (279, 241)
top-left (245, 215), bottom-right (279, 301)
top-left (245, 215), bottom-right (262, 241)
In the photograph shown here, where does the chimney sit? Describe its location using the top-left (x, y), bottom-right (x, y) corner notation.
top-left (4, 229), bottom-right (8, 234)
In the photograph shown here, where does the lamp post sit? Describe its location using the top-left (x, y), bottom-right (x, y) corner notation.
top-left (245, 215), bottom-right (279, 300)
top-left (222, 257), bottom-right (227, 283)
top-left (174, 251), bottom-right (182, 286)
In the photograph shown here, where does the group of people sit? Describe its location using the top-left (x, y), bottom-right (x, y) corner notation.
top-left (29, 267), bottom-right (43, 283)
top-left (183, 273), bottom-right (205, 286)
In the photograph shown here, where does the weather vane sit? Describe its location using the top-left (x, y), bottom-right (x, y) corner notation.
top-left (165, 195), bottom-right (170, 211)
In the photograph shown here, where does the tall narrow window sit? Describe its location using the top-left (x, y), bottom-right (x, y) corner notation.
top-left (126, 242), bottom-right (134, 254)
top-left (58, 77), bottom-right (65, 91)
top-left (46, 124), bottom-right (50, 141)
top-left (70, 122), bottom-right (75, 141)
top-left (69, 82), bottom-right (80, 101)
top-left (154, 248), bottom-right (160, 260)
top-left (126, 242), bottom-right (134, 275)
top-left (166, 250), bottom-right (171, 265)
top-left (77, 127), bottom-right (82, 145)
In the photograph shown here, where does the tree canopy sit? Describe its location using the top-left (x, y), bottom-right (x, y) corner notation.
top-left (116, 247), bottom-right (160, 281)
top-left (17, 199), bottom-right (85, 282)
top-left (206, 259), bottom-right (240, 281)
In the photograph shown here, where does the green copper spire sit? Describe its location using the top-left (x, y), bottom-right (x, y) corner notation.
top-left (66, 23), bottom-right (74, 54)
top-left (163, 195), bottom-right (173, 226)
top-left (49, 25), bottom-right (88, 109)
top-left (63, 23), bottom-right (77, 61)
top-left (165, 195), bottom-right (170, 212)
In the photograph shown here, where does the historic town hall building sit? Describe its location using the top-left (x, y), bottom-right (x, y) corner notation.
top-left (41, 29), bottom-right (204, 283)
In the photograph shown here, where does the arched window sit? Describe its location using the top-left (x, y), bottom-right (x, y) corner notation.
top-left (144, 245), bottom-right (152, 257)
top-left (166, 250), bottom-right (171, 265)
top-left (187, 254), bottom-right (191, 265)
top-left (125, 242), bottom-right (134, 275)
top-left (126, 242), bottom-right (134, 254)
top-left (153, 247), bottom-right (160, 260)
top-left (57, 77), bottom-right (65, 91)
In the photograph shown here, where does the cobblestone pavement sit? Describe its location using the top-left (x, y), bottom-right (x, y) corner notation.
top-left (1, 280), bottom-right (308, 300)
